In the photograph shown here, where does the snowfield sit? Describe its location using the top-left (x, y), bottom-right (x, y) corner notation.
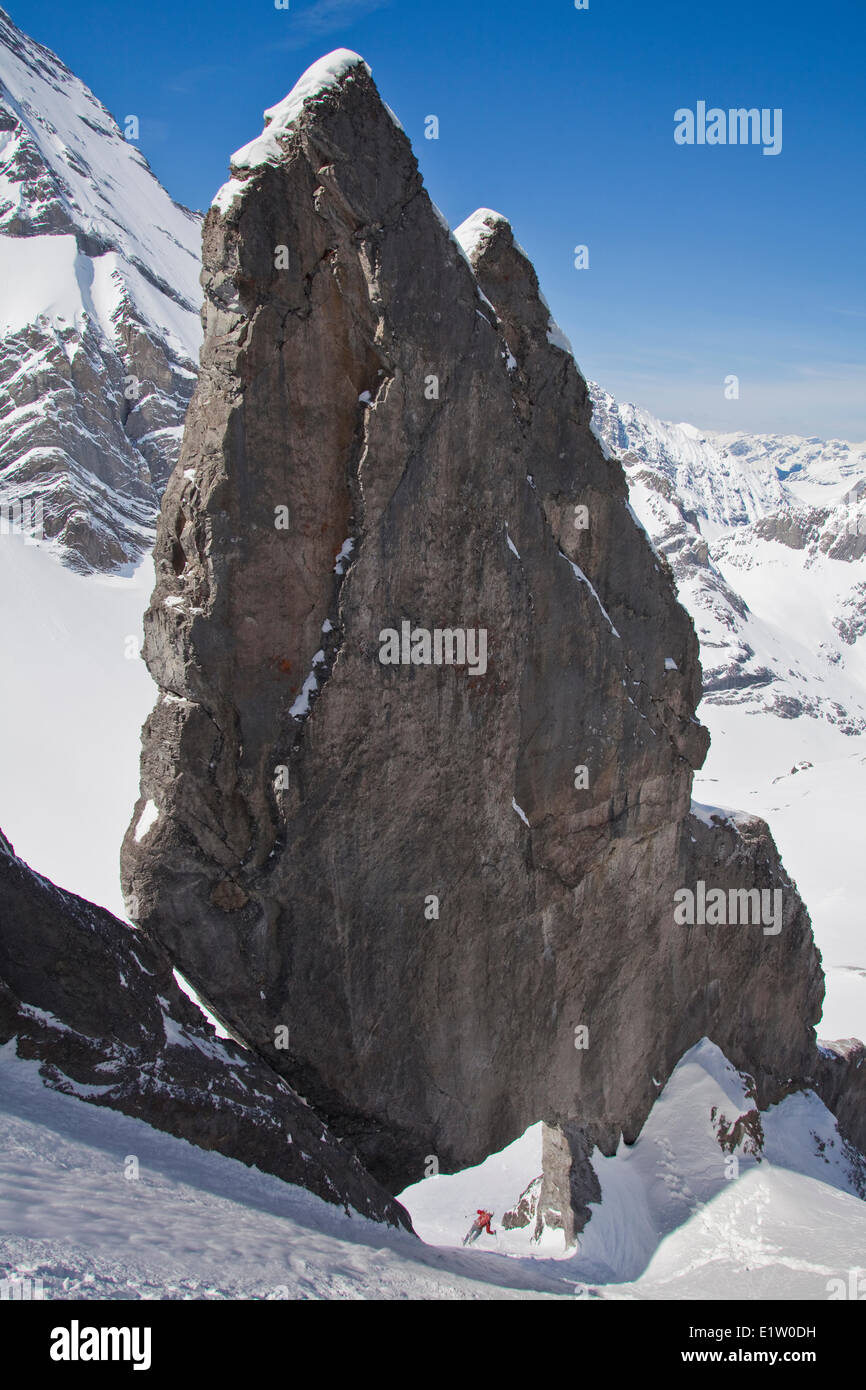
top-left (0, 1045), bottom-right (568, 1302)
top-left (0, 532), bottom-right (155, 917)
top-left (2, 1039), bottom-right (862, 1301)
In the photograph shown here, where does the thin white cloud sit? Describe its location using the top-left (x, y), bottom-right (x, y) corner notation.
top-left (272, 0), bottom-right (392, 51)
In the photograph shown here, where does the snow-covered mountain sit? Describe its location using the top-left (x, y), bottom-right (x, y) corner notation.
top-left (0, 6), bottom-right (201, 572)
top-left (590, 384), bottom-right (866, 731)
top-left (589, 385), bottom-right (866, 1039)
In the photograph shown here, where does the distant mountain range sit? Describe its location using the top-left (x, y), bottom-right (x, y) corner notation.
top-left (589, 386), bottom-right (866, 732)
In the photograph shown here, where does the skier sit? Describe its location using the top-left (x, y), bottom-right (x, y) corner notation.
top-left (462, 1209), bottom-right (496, 1245)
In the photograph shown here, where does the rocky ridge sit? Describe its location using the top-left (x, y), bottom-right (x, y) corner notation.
top-left (0, 825), bottom-right (409, 1228)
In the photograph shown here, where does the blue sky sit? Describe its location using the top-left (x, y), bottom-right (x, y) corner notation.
top-left (12, 0), bottom-right (866, 438)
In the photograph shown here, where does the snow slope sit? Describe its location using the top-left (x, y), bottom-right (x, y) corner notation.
top-left (400, 1122), bottom-right (549, 1255)
top-left (0, 530), bottom-right (155, 916)
top-left (399, 1040), bottom-right (866, 1301)
top-left (569, 1039), bottom-right (865, 1297)
top-left (3, 1038), bottom-right (859, 1301)
top-left (0, 1044), bottom-right (570, 1301)
top-left (0, 7), bottom-right (201, 297)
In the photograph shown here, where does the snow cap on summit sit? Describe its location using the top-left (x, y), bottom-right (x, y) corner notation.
top-left (231, 50), bottom-right (369, 172)
top-left (453, 209), bottom-right (511, 258)
top-left (212, 49), bottom-right (370, 215)
top-left (455, 209), bottom-right (578, 366)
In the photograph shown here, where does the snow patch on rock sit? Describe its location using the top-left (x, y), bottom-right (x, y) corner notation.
top-left (229, 50), bottom-right (369, 174)
top-left (134, 799), bottom-right (159, 843)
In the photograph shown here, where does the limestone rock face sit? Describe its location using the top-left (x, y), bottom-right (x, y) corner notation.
top-left (122, 53), bottom-right (823, 1205)
top-left (0, 827), bottom-right (409, 1228)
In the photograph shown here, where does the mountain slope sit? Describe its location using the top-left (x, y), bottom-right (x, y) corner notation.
top-left (589, 384), bottom-right (866, 730)
top-left (0, 6), bottom-right (202, 572)
top-left (3, 1036), bottom-right (862, 1301)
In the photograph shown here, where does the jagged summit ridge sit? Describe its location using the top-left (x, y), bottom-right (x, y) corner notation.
top-left (453, 207), bottom-right (511, 254)
top-left (234, 49), bottom-right (370, 169)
